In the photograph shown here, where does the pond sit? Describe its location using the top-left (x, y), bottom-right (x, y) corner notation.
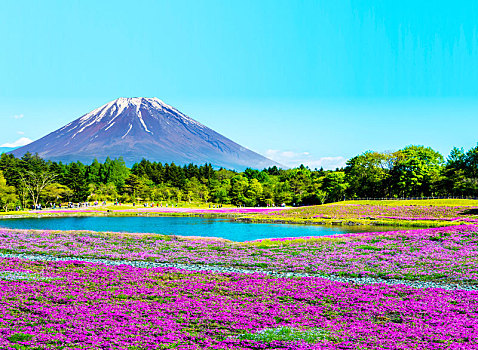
top-left (0, 216), bottom-right (408, 242)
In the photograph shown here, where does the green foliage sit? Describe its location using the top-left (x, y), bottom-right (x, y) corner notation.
top-left (103, 157), bottom-right (130, 189)
top-left (237, 327), bottom-right (336, 344)
top-left (0, 171), bottom-right (18, 211)
top-left (64, 162), bottom-right (89, 202)
top-left (124, 174), bottom-right (145, 200)
top-left (439, 144), bottom-right (478, 196)
top-left (392, 145), bottom-right (444, 197)
top-left (7, 333), bottom-right (34, 343)
top-left (1, 142), bottom-right (477, 209)
top-left (321, 171), bottom-right (348, 202)
top-left (89, 182), bottom-right (118, 201)
top-left (230, 175), bottom-right (249, 205)
top-left (345, 151), bottom-right (390, 197)
top-left (42, 183), bottom-right (73, 203)
top-left (355, 245), bottom-right (382, 251)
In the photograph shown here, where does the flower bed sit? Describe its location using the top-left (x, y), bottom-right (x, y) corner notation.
top-left (27, 207), bottom-right (290, 215)
top-left (2, 225), bottom-right (478, 284)
top-left (372, 215), bottom-right (478, 223)
top-left (1, 257), bottom-right (477, 349)
top-left (270, 203), bottom-right (478, 220)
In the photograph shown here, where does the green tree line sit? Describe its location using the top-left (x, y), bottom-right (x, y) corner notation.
top-left (0, 144), bottom-right (477, 211)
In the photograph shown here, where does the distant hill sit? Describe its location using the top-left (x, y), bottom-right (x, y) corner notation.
top-left (10, 97), bottom-right (283, 170)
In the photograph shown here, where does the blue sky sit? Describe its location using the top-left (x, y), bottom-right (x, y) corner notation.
top-left (1, 0), bottom-right (478, 168)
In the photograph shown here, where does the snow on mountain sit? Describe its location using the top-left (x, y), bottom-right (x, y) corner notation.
top-left (10, 97), bottom-right (282, 170)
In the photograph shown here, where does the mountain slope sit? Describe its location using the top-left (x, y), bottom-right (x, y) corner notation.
top-left (10, 97), bottom-right (282, 170)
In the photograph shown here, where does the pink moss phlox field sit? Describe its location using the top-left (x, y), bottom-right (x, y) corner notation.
top-left (29, 209), bottom-right (98, 214)
top-left (273, 204), bottom-right (478, 220)
top-left (116, 207), bottom-right (290, 214)
top-left (29, 207), bottom-right (290, 215)
top-left (1, 257), bottom-right (477, 349)
top-left (371, 216), bottom-right (478, 223)
top-left (2, 225), bottom-right (478, 283)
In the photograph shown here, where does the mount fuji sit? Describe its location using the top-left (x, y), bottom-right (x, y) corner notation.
top-left (10, 97), bottom-right (282, 170)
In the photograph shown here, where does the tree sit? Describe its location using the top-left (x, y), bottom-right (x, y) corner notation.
top-left (288, 168), bottom-right (313, 205)
top-left (201, 187), bottom-right (210, 203)
top-left (124, 174), bottom-right (144, 200)
top-left (154, 183), bottom-right (172, 202)
top-left (244, 168), bottom-right (260, 180)
top-left (345, 151), bottom-right (389, 198)
top-left (175, 189), bottom-right (183, 202)
top-left (21, 152), bottom-right (48, 174)
top-left (246, 178), bottom-right (263, 206)
top-left (322, 171), bottom-right (348, 202)
top-left (0, 171), bottom-right (18, 211)
top-left (86, 159), bottom-right (102, 184)
top-left (103, 157), bottom-right (130, 189)
top-left (42, 183), bottom-right (73, 203)
top-left (19, 171), bottom-right (57, 208)
top-left (184, 177), bottom-right (202, 202)
top-left (89, 182), bottom-right (118, 201)
top-left (64, 163), bottom-right (89, 202)
top-left (165, 163), bottom-right (186, 189)
top-left (230, 175), bottom-right (249, 205)
top-left (464, 144), bottom-right (478, 179)
top-left (391, 146), bottom-right (444, 197)
top-left (274, 181), bottom-right (293, 205)
top-left (209, 179), bottom-right (230, 204)
top-left (315, 189), bottom-right (328, 205)
top-left (442, 145), bottom-right (478, 196)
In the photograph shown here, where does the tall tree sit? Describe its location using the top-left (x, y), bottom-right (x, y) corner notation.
top-left (391, 145), bottom-right (444, 197)
top-left (19, 171), bottom-right (57, 207)
top-left (64, 163), bottom-right (89, 202)
top-left (322, 171), bottom-right (348, 202)
top-left (42, 183), bottom-right (73, 203)
top-left (103, 157), bottom-right (130, 189)
top-left (345, 151), bottom-right (389, 198)
top-left (230, 175), bottom-right (249, 205)
top-left (86, 159), bottom-right (102, 184)
top-left (124, 174), bottom-right (144, 200)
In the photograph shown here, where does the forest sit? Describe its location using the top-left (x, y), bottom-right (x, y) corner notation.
top-left (0, 144), bottom-right (477, 210)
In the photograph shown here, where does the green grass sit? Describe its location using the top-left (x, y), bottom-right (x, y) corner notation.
top-left (7, 333), bottom-right (34, 343)
top-left (244, 236), bottom-right (345, 247)
top-left (237, 326), bottom-right (338, 344)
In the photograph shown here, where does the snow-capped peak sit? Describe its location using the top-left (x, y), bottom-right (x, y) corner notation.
top-left (10, 96), bottom-right (282, 170)
top-left (68, 97), bottom-right (208, 139)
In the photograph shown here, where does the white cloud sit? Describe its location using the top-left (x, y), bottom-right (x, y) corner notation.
top-left (0, 137), bottom-right (33, 147)
top-left (12, 114), bottom-right (24, 119)
top-left (302, 156), bottom-right (347, 170)
top-left (17, 131), bottom-right (25, 135)
top-left (264, 149), bottom-right (346, 170)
